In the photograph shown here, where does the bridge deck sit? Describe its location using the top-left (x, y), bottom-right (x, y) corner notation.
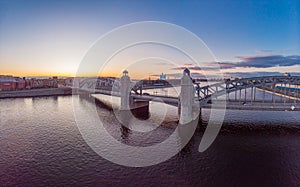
top-left (201, 100), bottom-right (299, 111)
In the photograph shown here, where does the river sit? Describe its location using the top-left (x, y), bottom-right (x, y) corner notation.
top-left (1, 95), bottom-right (300, 186)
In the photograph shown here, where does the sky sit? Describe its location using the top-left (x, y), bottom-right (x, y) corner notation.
top-left (0, 0), bottom-right (299, 78)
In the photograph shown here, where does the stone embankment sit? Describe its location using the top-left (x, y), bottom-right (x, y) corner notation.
top-left (0, 87), bottom-right (73, 99)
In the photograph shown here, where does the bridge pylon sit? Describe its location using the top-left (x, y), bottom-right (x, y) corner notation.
top-left (179, 68), bottom-right (196, 124)
top-left (120, 70), bottom-right (131, 110)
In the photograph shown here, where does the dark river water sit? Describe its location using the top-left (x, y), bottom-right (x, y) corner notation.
top-left (1, 95), bottom-right (300, 186)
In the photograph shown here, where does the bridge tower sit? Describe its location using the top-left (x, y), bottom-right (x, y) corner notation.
top-left (120, 70), bottom-right (131, 110)
top-left (179, 68), bottom-right (195, 124)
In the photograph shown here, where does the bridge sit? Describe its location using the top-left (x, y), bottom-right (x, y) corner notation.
top-left (74, 69), bottom-right (300, 124)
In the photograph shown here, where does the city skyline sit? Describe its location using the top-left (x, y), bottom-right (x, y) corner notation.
top-left (0, 0), bottom-right (299, 78)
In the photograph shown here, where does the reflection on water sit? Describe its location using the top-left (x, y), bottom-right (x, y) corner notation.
top-left (0, 95), bottom-right (300, 186)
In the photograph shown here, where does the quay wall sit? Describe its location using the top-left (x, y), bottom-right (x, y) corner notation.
top-left (0, 87), bottom-right (72, 99)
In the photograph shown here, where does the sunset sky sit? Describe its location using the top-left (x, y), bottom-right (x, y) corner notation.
top-left (0, 0), bottom-right (299, 78)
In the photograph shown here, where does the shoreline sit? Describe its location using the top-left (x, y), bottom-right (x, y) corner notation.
top-left (0, 87), bottom-right (73, 99)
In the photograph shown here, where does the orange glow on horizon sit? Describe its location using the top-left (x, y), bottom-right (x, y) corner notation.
top-left (0, 70), bottom-right (155, 79)
top-left (0, 70), bottom-right (75, 77)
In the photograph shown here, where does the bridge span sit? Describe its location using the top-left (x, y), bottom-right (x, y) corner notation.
top-left (74, 69), bottom-right (300, 123)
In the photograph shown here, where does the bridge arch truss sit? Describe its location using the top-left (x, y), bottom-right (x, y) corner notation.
top-left (196, 76), bottom-right (300, 104)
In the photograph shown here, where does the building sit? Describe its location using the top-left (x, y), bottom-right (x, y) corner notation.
top-left (25, 77), bottom-right (58, 89)
top-left (0, 75), bottom-right (59, 91)
top-left (57, 78), bottom-right (66, 86)
top-left (65, 77), bottom-right (74, 87)
top-left (0, 75), bottom-right (25, 91)
top-left (0, 76), bottom-right (16, 91)
top-left (159, 73), bottom-right (167, 80)
top-left (16, 77), bottom-right (26, 90)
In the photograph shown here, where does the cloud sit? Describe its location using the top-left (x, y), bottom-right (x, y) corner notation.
top-left (170, 65), bottom-right (221, 71)
top-left (170, 67), bottom-right (186, 70)
top-left (189, 66), bottom-right (202, 71)
top-left (219, 55), bottom-right (300, 69)
top-left (255, 49), bottom-right (273, 53)
top-left (168, 55), bottom-right (300, 75)
top-left (154, 62), bottom-right (172, 66)
top-left (170, 66), bottom-right (202, 71)
top-left (183, 63), bottom-right (193, 66)
top-left (217, 62), bottom-right (236, 69)
top-left (224, 71), bottom-right (300, 78)
top-left (151, 72), bottom-right (206, 79)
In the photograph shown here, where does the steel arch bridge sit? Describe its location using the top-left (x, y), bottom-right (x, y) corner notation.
top-left (74, 75), bottom-right (300, 111)
top-left (196, 76), bottom-right (300, 104)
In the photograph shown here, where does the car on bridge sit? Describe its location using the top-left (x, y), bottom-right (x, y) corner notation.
top-left (242, 102), bottom-right (251, 106)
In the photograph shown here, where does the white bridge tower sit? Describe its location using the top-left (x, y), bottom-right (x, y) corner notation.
top-left (179, 68), bottom-right (195, 124)
top-left (120, 70), bottom-right (131, 110)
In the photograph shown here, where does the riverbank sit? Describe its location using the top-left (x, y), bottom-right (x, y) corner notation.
top-left (0, 87), bottom-right (73, 99)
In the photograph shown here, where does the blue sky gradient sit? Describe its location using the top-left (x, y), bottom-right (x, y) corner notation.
top-left (0, 0), bottom-right (299, 77)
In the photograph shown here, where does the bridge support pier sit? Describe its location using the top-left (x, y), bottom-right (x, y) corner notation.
top-left (118, 70), bottom-right (151, 127)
